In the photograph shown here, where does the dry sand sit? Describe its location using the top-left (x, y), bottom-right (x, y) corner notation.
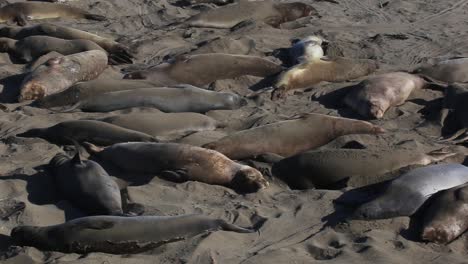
top-left (1, 0), bottom-right (468, 263)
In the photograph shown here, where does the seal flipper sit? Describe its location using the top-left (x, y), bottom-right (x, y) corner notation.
top-left (231, 19), bottom-right (255, 31)
top-left (218, 220), bottom-right (255, 233)
top-left (84, 13), bottom-right (107, 21)
top-left (160, 169), bottom-right (189, 182)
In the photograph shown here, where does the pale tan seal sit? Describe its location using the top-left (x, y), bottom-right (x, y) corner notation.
top-left (413, 57), bottom-right (468, 83)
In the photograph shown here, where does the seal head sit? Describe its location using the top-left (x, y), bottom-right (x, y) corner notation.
top-left (230, 166), bottom-right (269, 193)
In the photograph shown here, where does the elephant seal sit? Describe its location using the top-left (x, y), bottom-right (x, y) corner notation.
top-left (438, 84), bottom-right (468, 143)
top-left (272, 56), bottom-right (379, 100)
top-left (123, 53), bottom-right (282, 87)
top-left (185, 0), bottom-right (319, 29)
top-left (86, 142), bottom-right (269, 192)
top-left (421, 183), bottom-right (468, 244)
top-left (343, 72), bottom-right (427, 119)
top-left (18, 50), bottom-right (108, 102)
top-left (17, 120), bottom-right (158, 146)
top-left (353, 164), bottom-right (468, 220)
top-left (414, 57), bottom-right (468, 83)
top-left (289, 35), bottom-right (327, 65)
top-left (49, 150), bottom-right (123, 215)
top-left (0, 23), bottom-right (133, 61)
top-left (11, 214), bottom-right (254, 254)
top-left (203, 113), bottom-right (385, 160)
top-left (35, 79), bottom-right (156, 108)
top-left (99, 112), bottom-right (218, 140)
top-left (0, 2), bottom-right (106, 26)
top-left (60, 85), bottom-right (247, 113)
top-left (273, 148), bottom-right (456, 189)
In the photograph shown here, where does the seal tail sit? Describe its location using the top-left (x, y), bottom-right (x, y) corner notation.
top-left (218, 220), bottom-right (255, 233)
top-left (84, 13), bottom-right (107, 21)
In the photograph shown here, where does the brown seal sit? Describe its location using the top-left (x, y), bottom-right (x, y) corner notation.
top-left (413, 57), bottom-right (468, 83)
top-left (343, 72), bottom-right (427, 119)
top-left (0, 2), bottom-right (106, 26)
top-left (123, 53), bottom-right (283, 87)
top-left (272, 56), bottom-right (378, 100)
top-left (203, 113), bottom-right (385, 160)
top-left (18, 50), bottom-right (108, 102)
top-left (86, 142), bottom-right (269, 192)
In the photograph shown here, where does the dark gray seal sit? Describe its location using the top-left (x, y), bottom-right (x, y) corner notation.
top-left (414, 57), bottom-right (468, 83)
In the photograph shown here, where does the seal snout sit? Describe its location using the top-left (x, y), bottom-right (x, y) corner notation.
top-left (19, 82), bottom-right (46, 102)
top-left (422, 226), bottom-right (452, 244)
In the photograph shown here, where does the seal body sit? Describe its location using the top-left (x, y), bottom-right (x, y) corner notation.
top-left (11, 214), bottom-right (254, 254)
top-left (186, 0), bottom-right (318, 29)
top-left (18, 50), bottom-right (108, 102)
top-left (63, 85), bottom-right (247, 113)
top-left (88, 142), bottom-right (268, 192)
top-left (272, 56), bottom-right (378, 100)
top-left (438, 84), bottom-right (468, 143)
top-left (414, 57), bottom-right (468, 83)
top-left (123, 53), bottom-right (282, 87)
top-left (49, 152), bottom-right (122, 215)
top-left (17, 120), bottom-right (157, 145)
top-left (421, 183), bottom-right (468, 244)
top-left (203, 113), bottom-right (385, 160)
top-left (343, 72), bottom-right (427, 119)
top-left (354, 164), bottom-right (468, 220)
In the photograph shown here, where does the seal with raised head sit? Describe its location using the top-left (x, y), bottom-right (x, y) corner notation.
top-left (343, 72), bottom-right (428, 119)
top-left (17, 120), bottom-right (158, 146)
top-left (353, 163), bottom-right (468, 220)
top-left (18, 50), bottom-right (108, 102)
top-left (421, 183), bottom-right (468, 244)
top-left (288, 35), bottom-right (327, 65)
top-left (272, 56), bottom-right (379, 100)
top-left (59, 85), bottom-right (247, 113)
top-left (86, 142), bottom-right (269, 192)
top-left (413, 57), bottom-right (468, 83)
top-left (11, 214), bottom-right (254, 254)
top-left (185, 0), bottom-right (319, 29)
top-left (0, 2), bottom-right (106, 26)
top-left (123, 53), bottom-right (282, 87)
top-left (0, 23), bottom-right (133, 62)
top-left (203, 113), bottom-right (385, 160)
top-left (273, 147), bottom-right (456, 189)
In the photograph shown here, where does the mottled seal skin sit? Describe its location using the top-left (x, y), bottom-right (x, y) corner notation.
top-left (186, 0), bottom-right (319, 29)
top-left (11, 214), bottom-right (254, 254)
top-left (99, 112), bottom-right (218, 139)
top-left (353, 164), bottom-right (468, 220)
top-left (0, 23), bottom-right (133, 62)
top-left (421, 183), bottom-right (468, 244)
top-left (61, 85), bottom-right (247, 113)
top-left (0, 2), bottom-right (106, 26)
top-left (272, 56), bottom-right (379, 100)
top-left (17, 120), bottom-right (158, 146)
top-left (123, 53), bottom-right (282, 87)
top-left (35, 79), bottom-right (156, 108)
top-left (273, 148), bottom-right (456, 189)
top-left (414, 57), bottom-right (468, 83)
top-left (49, 152), bottom-right (122, 215)
top-left (343, 72), bottom-right (427, 119)
top-left (18, 50), bottom-right (108, 102)
top-left (86, 142), bottom-right (269, 192)
top-left (203, 113), bottom-right (385, 160)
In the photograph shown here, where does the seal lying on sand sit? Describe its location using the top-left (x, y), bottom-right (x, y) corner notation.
top-left (11, 214), bottom-right (254, 254)
top-left (413, 57), bottom-right (468, 83)
top-left (203, 113), bottom-right (385, 160)
top-left (343, 72), bottom-right (428, 119)
top-left (289, 35), bottom-right (327, 65)
top-left (0, 23), bottom-right (133, 62)
top-left (185, 0), bottom-right (319, 29)
top-left (438, 84), bottom-right (468, 143)
top-left (18, 50), bottom-right (108, 102)
top-left (353, 164), bottom-right (468, 220)
top-left (0, 2), bottom-right (105, 26)
top-left (421, 183), bottom-right (468, 244)
top-left (86, 142), bottom-right (269, 192)
top-left (17, 120), bottom-right (157, 146)
top-left (123, 53), bottom-right (282, 87)
top-left (273, 147), bottom-right (456, 189)
top-left (272, 56), bottom-right (378, 100)
top-left (60, 85), bottom-right (247, 113)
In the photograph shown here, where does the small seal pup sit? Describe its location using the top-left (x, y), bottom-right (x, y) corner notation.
top-left (123, 53), bottom-right (283, 87)
top-left (343, 72), bottom-right (428, 119)
top-left (85, 142), bottom-right (269, 192)
top-left (421, 183), bottom-right (468, 244)
top-left (59, 85), bottom-right (247, 113)
top-left (185, 0), bottom-right (319, 29)
top-left (11, 214), bottom-right (254, 254)
top-left (0, 2), bottom-right (106, 26)
top-left (17, 120), bottom-right (158, 146)
top-left (203, 113), bottom-right (385, 160)
top-left (18, 50), bottom-right (108, 102)
top-left (272, 56), bottom-right (379, 100)
top-left (353, 163), bottom-right (468, 220)
top-left (413, 57), bottom-right (468, 83)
